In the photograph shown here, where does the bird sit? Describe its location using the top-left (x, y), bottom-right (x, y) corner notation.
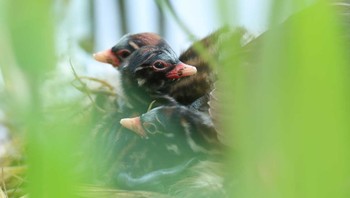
top-left (118, 104), bottom-right (224, 191)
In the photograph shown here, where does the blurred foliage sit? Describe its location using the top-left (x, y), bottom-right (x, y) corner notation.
top-left (1, 1), bottom-right (86, 198)
top-left (221, 1), bottom-right (350, 198)
top-left (0, 0), bottom-right (349, 198)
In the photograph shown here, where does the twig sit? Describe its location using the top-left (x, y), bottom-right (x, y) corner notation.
top-left (69, 59), bottom-right (106, 113)
top-left (71, 77), bottom-right (116, 96)
top-left (77, 76), bottom-right (115, 91)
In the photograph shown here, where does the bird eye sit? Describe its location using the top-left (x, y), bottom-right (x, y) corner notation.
top-left (142, 122), bottom-right (159, 135)
top-left (117, 49), bottom-right (131, 59)
top-left (152, 61), bottom-right (167, 70)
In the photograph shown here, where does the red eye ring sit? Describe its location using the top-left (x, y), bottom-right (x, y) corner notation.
top-left (152, 61), bottom-right (167, 71)
top-left (117, 49), bottom-right (131, 59)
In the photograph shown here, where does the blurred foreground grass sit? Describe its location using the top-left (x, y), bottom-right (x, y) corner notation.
top-left (0, 0), bottom-right (349, 198)
top-left (0, 1), bottom-right (89, 198)
top-left (222, 1), bottom-right (350, 198)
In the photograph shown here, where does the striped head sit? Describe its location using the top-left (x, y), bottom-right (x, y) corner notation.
top-left (120, 105), bottom-right (220, 156)
top-left (93, 32), bottom-right (168, 67)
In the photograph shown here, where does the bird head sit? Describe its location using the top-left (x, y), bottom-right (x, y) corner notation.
top-left (120, 45), bottom-right (197, 92)
top-left (93, 32), bottom-right (168, 67)
top-left (120, 105), bottom-right (219, 156)
top-left (120, 106), bottom-right (173, 139)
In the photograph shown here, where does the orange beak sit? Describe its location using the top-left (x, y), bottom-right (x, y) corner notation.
top-left (120, 117), bottom-right (148, 138)
top-left (166, 62), bottom-right (197, 79)
top-left (93, 49), bottom-right (120, 67)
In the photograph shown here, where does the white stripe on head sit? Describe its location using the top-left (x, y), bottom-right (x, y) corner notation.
top-left (129, 41), bottom-right (140, 50)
